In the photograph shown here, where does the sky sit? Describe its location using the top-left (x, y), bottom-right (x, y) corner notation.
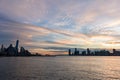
top-left (0, 0), bottom-right (120, 55)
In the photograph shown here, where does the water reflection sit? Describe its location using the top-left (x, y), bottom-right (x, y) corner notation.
top-left (0, 56), bottom-right (120, 80)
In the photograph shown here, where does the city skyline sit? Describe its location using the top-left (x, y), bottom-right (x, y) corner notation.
top-left (0, 40), bottom-right (32, 56)
top-left (0, 0), bottom-right (120, 54)
top-left (68, 48), bottom-right (120, 56)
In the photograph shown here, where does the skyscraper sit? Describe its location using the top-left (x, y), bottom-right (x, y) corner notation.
top-left (87, 48), bottom-right (90, 55)
top-left (15, 40), bottom-right (19, 52)
top-left (68, 49), bottom-right (71, 56)
top-left (1, 44), bottom-right (4, 52)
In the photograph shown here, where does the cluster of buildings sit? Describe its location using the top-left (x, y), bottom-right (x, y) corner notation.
top-left (0, 40), bottom-right (31, 56)
top-left (68, 48), bottom-right (120, 56)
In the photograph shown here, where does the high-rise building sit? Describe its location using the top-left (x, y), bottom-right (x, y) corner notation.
top-left (74, 48), bottom-right (79, 55)
top-left (113, 49), bottom-right (116, 54)
top-left (20, 47), bottom-right (25, 54)
top-left (0, 44), bottom-right (6, 55)
top-left (68, 49), bottom-right (71, 55)
top-left (7, 44), bottom-right (16, 56)
top-left (1, 44), bottom-right (4, 52)
top-left (15, 40), bottom-right (19, 52)
top-left (87, 48), bottom-right (90, 55)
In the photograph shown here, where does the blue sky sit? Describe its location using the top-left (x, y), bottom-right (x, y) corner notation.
top-left (0, 0), bottom-right (120, 54)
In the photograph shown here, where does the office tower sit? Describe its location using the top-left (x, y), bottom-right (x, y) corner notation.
top-left (1, 44), bottom-right (4, 52)
top-left (113, 49), bottom-right (116, 54)
top-left (87, 48), bottom-right (90, 55)
top-left (68, 49), bottom-right (71, 55)
top-left (74, 48), bottom-right (79, 55)
top-left (15, 40), bottom-right (19, 52)
top-left (7, 44), bottom-right (16, 56)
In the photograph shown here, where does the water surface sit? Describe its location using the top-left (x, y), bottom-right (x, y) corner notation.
top-left (0, 56), bottom-right (120, 80)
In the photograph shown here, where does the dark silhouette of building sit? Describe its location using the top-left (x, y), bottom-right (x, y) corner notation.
top-left (82, 51), bottom-right (86, 56)
top-left (68, 49), bottom-right (71, 56)
top-left (1, 44), bottom-right (4, 52)
top-left (6, 44), bottom-right (17, 56)
top-left (0, 40), bottom-right (32, 56)
top-left (0, 44), bottom-right (6, 56)
top-left (113, 49), bottom-right (120, 56)
top-left (68, 48), bottom-right (80, 56)
top-left (20, 47), bottom-right (31, 56)
top-left (1, 44), bottom-right (4, 53)
top-left (15, 40), bottom-right (19, 53)
top-left (87, 48), bottom-right (91, 55)
top-left (74, 48), bottom-right (79, 55)
top-left (68, 48), bottom-right (120, 56)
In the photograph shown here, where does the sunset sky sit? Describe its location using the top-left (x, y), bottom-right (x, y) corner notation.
top-left (0, 0), bottom-right (120, 54)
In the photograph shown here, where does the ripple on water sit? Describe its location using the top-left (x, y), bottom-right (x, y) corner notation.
top-left (0, 56), bottom-right (120, 80)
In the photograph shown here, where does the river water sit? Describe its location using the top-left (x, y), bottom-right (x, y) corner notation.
top-left (0, 56), bottom-right (120, 80)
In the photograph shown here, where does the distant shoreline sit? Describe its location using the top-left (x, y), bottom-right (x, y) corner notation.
top-left (1, 55), bottom-right (120, 57)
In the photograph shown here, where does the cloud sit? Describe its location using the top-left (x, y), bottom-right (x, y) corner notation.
top-left (0, 0), bottom-right (48, 22)
top-left (0, 0), bottom-right (120, 54)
